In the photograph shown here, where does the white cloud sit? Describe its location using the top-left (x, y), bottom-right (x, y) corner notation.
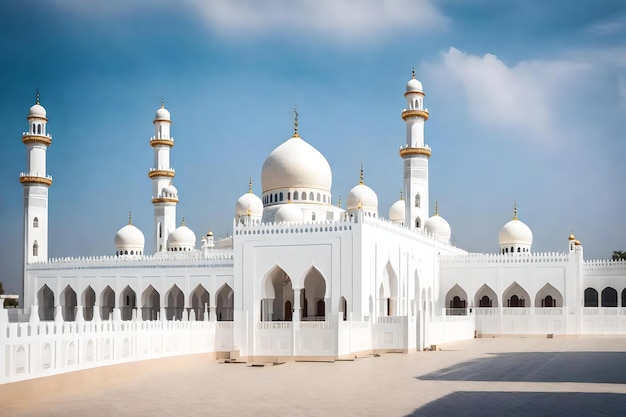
top-left (424, 48), bottom-right (589, 142)
top-left (51, 0), bottom-right (448, 42)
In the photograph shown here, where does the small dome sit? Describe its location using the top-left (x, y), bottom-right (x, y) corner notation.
top-left (575, 239), bottom-right (581, 246)
top-left (262, 136), bottom-right (332, 194)
top-left (162, 183), bottom-right (178, 198)
top-left (346, 183), bottom-right (378, 211)
top-left (207, 231), bottom-right (213, 237)
top-left (499, 219), bottom-right (533, 246)
top-left (568, 232), bottom-right (576, 241)
top-left (275, 203), bottom-right (303, 224)
top-left (114, 224), bottom-right (145, 251)
top-left (168, 224), bottom-right (196, 250)
top-left (28, 103), bottom-right (46, 118)
top-left (389, 198), bottom-right (405, 222)
top-left (425, 214), bottom-right (452, 241)
top-left (155, 104), bottom-right (171, 121)
top-left (235, 192), bottom-right (263, 218)
top-left (406, 77), bottom-right (423, 94)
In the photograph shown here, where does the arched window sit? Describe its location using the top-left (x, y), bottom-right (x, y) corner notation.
top-left (287, 192), bottom-right (291, 201)
top-left (479, 295), bottom-right (492, 307)
top-left (33, 217), bottom-right (39, 228)
top-left (511, 246), bottom-right (514, 252)
top-left (415, 217), bottom-right (421, 228)
top-left (270, 194), bottom-right (273, 203)
top-left (32, 123), bottom-right (35, 133)
top-left (274, 193), bottom-right (278, 202)
top-left (301, 192), bottom-right (306, 201)
top-left (279, 192), bottom-right (284, 201)
top-left (505, 248), bottom-right (508, 253)
top-left (33, 241), bottom-right (39, 256)
top-left (130, 250), bottom-right (134, 255)
top-left (601, 287), bottom-right (618, 307)
top-left (584, 288), bottom-right (598, 307)
top-left (309, 192), bottom-right (314, 200)
top-left (124, 250), bottom-right (128, 255)
top-left (37, 124), bottom-right (41, 134)
top-left (415, 193), bottom-right (421, 208)
top-left (312, 212), bottom-right (316, 221)
top-left (323, 195), bottom-right (326, 203)
top-left (317, 193), bottom-right (321, 202)
top-left (517, 247), bottom-right (521, 252)
top-left (294, 191), bottom-right (299, 200)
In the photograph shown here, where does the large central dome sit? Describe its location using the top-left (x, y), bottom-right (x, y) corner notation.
top-left (261, 136), bottom-right (332, 193)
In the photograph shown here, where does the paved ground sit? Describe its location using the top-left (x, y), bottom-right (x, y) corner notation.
top-left (3, 337), bottom-right (626, 416)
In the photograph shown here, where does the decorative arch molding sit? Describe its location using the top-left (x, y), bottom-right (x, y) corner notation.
top-left (60, 285), bottom-right (77, 322)
top-left (502, 281), bottom-right (530, 308)
top-left (120, 285), bottom-right (137, 320)
top-left (534, 283), bottom-right (563, 307)
top-left (584, 287), bottom-right (598, 307)
top-left (261, 265), bottom-right (292, 321)
top-left (190, 284), bottom-right (210, 321)
top-left (82, 286), bottom-right (96, 321)
top-left (301, 265), bottom-right (328, 298)
top-left (261, 264), bottom-right (290, 300)
top-left (141, 285), bottom-right (160, 321)
top-left (474, 284), bottom-right (498, 308)
top-left (216, 283), bottom-right (234, 321)
top-left (601, 287), bottom-right (618, 307)
top-left (100, 286), bottom-right (115, 321)
top-left (165, 284), bottom-right (185, 320)
top-left (302, 266), bottom-right (327, 319)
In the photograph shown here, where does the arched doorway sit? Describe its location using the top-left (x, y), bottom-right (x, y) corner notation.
top-left (503, 282), bottom-right (530, 308)
top-left (303, 267), bottom-right (326, 320)
top-left (379, 262), bottom-right (398, 316)
top-left (82, 286), bottom-right (95, 321)
top-left (445, 284), bottom-right (468, 315)
top-left (100, 286), bottom-right (115, 320)
top-left (190, 285), bottom-right (210, 321)
top-left (60, 285), bottom-right (77, 322)
top-left (37, 285), bottom-right (54, 321)
top-left (216, 283), bottom-right (234, 321)
top-left (120, 286), bottom-right (137, 320)
top-left (535, 283), bottom-right (563, 307)
top-left (141, 285), bottom-right (160, 321)
top-left (166, 285), bottom-right (184, 320)
top-left (262, 266), bottom-right (293, 321)
top-left (584, 288), bottom-right (598, 307)
top-left (474, 284), bottom-right (498, 307)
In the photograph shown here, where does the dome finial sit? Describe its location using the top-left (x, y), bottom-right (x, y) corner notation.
top-left (435, 200), bottom-right (439, 216)
top-left (513, 201), bottom-right (518, 220)
top-left (359, 161), bottom-right (364, 185)
top-left (293, 105), bottom-right (299, 138)
top-left (161, 98), bottom-right (165, 109)
top-left (248, 176), bottom-right (253, 193)
top-left (128, 209), bottom-right (132, 225)
top-left (337, 195), bottom-right (342, 208)
top-left (181, 215), bottom-right (185, 226)
top-left (411, 66), bottom-right (415, 79)
top-left (400, 189), bottom-right (404, 200)
top-left (35, 88), bottom-right (40, 105)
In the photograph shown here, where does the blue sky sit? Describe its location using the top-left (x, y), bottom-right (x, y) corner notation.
top-left (1, 0), bottom-right (625, 296)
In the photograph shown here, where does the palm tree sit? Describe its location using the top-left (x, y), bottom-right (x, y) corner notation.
top-left (612, 251), bottom-right (626, 261)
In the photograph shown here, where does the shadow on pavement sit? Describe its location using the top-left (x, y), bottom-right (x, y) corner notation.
top-left (407, 392), bottom-right (626, 417)
top-left (418, 352), bottom-right (626, 384)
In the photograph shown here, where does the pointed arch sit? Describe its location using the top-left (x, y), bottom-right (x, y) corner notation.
top-left (82, 286), bottom-right (95, 321)
top-left (141, 285), bottom-right (160, 321)
top-left (503, 282), bottom-right (530, 307)
top-left (445, 284), bottom-right (468, 314)
top-left (216, 283), bottom-right (234, 321)
top-left (165, 284), bottom-right (184, 320)
top-left (120, 285), bottom-right (137, 320)
top-left (303, 266), bottom-right (326, 320)
top-left (534, 283), bottom-right (563, 307)
top-left (60, 285), bottom-right (77, 322)
top-left (584, 287), bottom-right (598, 307)
top-left (37, 285), bottom-right (54, 321)
top-left (190, 284), bottom-right (210, 321)
top-left (601, 287), bottom-right (618, 307)
top-left (33, 217), bottom-right (39, 228)
top-left (379, 262), bottom-right (398, 316)
top-left (474, 284), bottom-right (498, 307)
top-left (100, 286), bottom-right (115, 320)
top-left (261, 265), bottom-right (292, 321)
top-left (33, 240), bottom-right (39, 256)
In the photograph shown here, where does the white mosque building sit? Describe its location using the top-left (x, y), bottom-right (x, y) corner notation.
top-left (2, 74), bottom-right (626, 384)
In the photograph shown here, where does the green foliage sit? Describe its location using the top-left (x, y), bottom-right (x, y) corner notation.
top-left (612, 251), bottom-right (626, 261)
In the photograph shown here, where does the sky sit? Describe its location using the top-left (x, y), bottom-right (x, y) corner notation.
top-left (0, 0), bottom-right (625, 296)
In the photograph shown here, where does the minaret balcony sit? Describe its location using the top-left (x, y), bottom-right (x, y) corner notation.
top-left (148, 168), bottom-right (175, 178)
top-left (401, 109), bottom-right (429, 121)
top-left (20, 172), bottom-right (53, 186)
top-left (150, 136), bottom-right (174, 147)
top-left (399, 144), bottom-right (431, 159)
top-left (22, 133), bottom-right (52, 146)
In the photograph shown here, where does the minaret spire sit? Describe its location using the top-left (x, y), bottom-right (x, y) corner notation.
top-left (35, 89), bottom-right (40, 105)
top-left (248, 176), bottom-right (253, 193)
top-left (359, 161), bottom-right (364, 185)
top-left (435, 201), bottom-right (439, 216)
top-left (128, 209), bottom-right (132, 225)
top-left (293, 106), bottom-right (299, 138)
top-left (513, 202), bottom-right (518, 220)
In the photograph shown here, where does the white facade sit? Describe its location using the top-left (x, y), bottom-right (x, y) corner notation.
top-left (2, 76), bottom-right (626, 384)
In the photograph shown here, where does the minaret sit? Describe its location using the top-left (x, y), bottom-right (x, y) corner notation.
top-left (400, 69), bottom-right (431, 231)
top-left (21, 92), bottom-right (53, 301)
top-left (149, 101), bottom-right (177, 253)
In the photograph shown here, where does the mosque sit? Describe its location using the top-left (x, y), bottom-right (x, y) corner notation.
top-left (2, 73), bottom-right (626, 384)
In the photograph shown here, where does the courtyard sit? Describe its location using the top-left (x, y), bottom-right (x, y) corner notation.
top-left (2, 337), bottom-right (626, 416)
